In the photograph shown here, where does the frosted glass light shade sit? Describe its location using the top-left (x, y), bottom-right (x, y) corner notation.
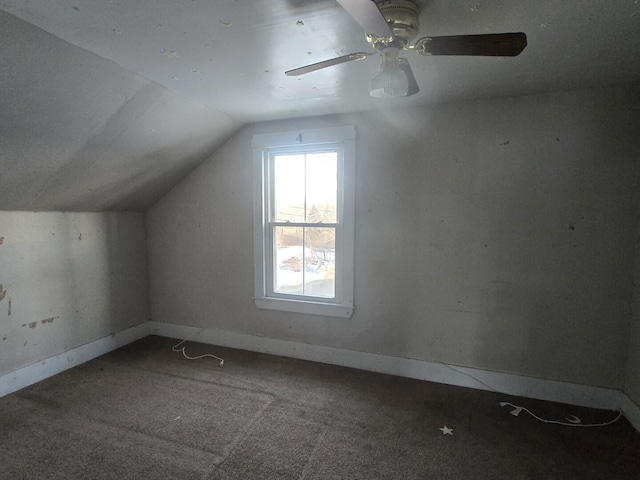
top-left (369, 65), bottom-right (409, 98)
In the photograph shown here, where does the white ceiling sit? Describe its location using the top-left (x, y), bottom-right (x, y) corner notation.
top-left (2, 0), bottom-right (640, 210)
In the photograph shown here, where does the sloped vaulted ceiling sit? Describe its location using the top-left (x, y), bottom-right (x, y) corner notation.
top-left (2, 0), bottom-right (640, 211)
top-left (1, 11), bottom-right (241, 211)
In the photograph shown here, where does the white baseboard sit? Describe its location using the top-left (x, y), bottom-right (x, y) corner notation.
top-left (3, 320), bottom-right (635, 432)
top-left (148, 322), bottom-right (623, 412)
top-left (620, 394), bottom-right (640, 432)
top-left (0, 323), bottom-right (150, 399)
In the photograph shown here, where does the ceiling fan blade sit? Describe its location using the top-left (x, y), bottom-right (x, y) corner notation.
top-left (336, 0), bottom-right (392, 38)
top-left (416, 32), bottom-right (527, 56)
top-left (285, 52), bottom-right (373, 76)
top-left (398, 58), bottom-right (419, 96)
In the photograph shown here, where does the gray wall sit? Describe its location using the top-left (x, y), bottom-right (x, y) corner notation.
top-left (626, 215), bottom-right (640, 405)
top-left (0, 211), bottom-right (149, 375)
top-left (147, 85), bottom-right (640, 390)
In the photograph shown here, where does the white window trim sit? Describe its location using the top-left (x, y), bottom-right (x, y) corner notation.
top-left (252, 126), bottom-right (355, 318)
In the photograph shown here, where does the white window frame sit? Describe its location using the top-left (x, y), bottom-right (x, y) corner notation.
top-left (252, 126), bottom-right (355, 318)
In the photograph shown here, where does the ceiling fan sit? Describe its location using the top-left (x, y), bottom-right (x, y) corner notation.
top-left (285, 0), bottom-right (527, 98)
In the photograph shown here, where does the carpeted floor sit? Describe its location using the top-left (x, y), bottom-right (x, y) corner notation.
top-left (1, 335), bottom-right (639, 479)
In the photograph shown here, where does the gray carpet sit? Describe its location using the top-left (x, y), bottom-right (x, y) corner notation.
top-left (1, 335), bottom-right (638, 479)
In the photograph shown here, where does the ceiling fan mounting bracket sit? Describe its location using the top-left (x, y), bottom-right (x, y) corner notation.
top-left (414, 37), bottom-right (432, 55)
top-left (366, 0), bottom-right (420, 49)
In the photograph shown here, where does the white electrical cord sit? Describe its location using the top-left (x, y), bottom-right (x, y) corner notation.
top-left (168, 341), bottom-right (619, 425)
top-left (172, 339), bottom-right (224, 367)
top-left (440, 364), bottom-right (623, 429)
top-left (499, 401), bottom-right (622, 427)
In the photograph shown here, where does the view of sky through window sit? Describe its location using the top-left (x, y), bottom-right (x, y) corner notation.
top-left (273, 152), bottom-right (337, 298)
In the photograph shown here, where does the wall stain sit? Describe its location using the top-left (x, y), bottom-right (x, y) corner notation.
top-left (79, 233), bottom-right (82, 241)
top-left (0, 236), bottom-right (4, 245)
top-left (0, 285), bottom-right (6, 302)
top-left (7, 298), bottom-right (11, 316)
top-left (21, 316), bottom-right (59, 329)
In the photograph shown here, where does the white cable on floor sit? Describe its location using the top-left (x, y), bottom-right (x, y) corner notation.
top-left (172, 339), bottom-right (224, 367)
top-left (440, 364), bottom-right (623, 428)
top-left (499, 401), bottom-right (622, 427)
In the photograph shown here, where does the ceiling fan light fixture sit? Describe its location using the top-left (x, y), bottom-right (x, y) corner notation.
top-left (369, 64), bottom-right (409, 98)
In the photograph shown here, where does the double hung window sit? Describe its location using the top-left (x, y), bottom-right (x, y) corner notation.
top-left (252, 126), bottom-right (355, 318)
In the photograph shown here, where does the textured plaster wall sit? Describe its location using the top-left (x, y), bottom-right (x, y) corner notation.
top-left (0, 211), bottom-right (149, 375)
top-left (148, 85), bottom-right (640, 389)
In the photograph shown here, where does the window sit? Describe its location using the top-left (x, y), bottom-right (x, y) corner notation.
top-left (252, 126), bottom-right (355, 318)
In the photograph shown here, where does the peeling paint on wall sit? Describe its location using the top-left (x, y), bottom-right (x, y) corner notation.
top-left (0, 236), bottom-right (4, 245)
top-left (0, 285), bottom-right (6, 302)
top-left (21, 316), bottom-right (59, 329)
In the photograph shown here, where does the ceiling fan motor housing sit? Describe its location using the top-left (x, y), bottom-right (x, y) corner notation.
top-left (366, 0), bottom-right (420, 48)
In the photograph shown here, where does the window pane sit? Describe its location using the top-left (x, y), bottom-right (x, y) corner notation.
top-left (274, 226), bottom-right (336, 298)
top-left (274, 154), bottom-right (305, 222)
top-left (305, 152), bottom-right (337, 223)
top-left (303, 227), bottom-right (335, 298)
top-left (274, 226), bottom-right (303, 294)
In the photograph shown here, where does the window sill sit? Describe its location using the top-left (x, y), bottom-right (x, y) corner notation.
top-left (254, 296), bottom-right (353, 318)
